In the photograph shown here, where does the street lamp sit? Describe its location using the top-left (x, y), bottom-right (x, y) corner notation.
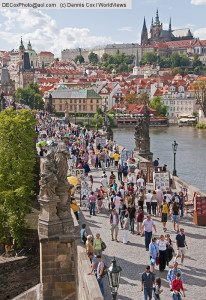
top-left (74, 106), bottom-right (77, 125)
top-left (172, 140), bottom-right (178, 176)
top-left (107, 257), bottom-right (122, 300)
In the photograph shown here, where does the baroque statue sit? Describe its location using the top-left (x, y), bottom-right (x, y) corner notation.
top-left (39, 151), bottom-right (58, 200)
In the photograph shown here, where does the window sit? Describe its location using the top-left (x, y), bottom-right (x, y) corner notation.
top-left (70, 99), bottom-right (72, 103)
top-left (79, 100), bottom-right (81, 103)
top-left (74, 99), bottom-right (77, 103)
top-left (90, 99), bottom-right (93, 103)
top-left (60, 99), bottom-right (62, 104)
top-left (90, 105), bottom-right (93, 111)
top-left (70, 105), bottom-right (72, 110)
top-left (96, 99), bottom-right (99, 103)
top-left (59, 105), bottom-right (62, 111)
top-left (83, 99), bottom-right (86, 103)
top-left (83, 105), bottom-right (86, 111)
top-left (79, 105), bottom-right (81, 111)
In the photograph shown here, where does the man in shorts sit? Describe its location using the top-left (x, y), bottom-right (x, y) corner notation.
top-left (175, 228), bottom-right (188, 266)
top-left (113, 151), bottom-right (120, 169)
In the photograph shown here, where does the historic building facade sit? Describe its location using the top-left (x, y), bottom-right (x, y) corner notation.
top-left (45, 86), bottom-right (102, 113)
top-left (141, 10), bottom-right (193, 46)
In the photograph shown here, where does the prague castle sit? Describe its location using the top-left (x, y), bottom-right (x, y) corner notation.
top-left (141, 9), bottom-right (193, 46)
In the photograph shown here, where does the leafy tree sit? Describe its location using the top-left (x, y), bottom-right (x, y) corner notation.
top-left (74, 55), bottom-right (85, 64)
top-left (15, 82), bottom-right (44, 110)
top-left (88, 51), bottom-right (98, 65)
top-left (193, 54), bottom-right (202, 68)
top-left (142, 52), bottom-right (157, 65)
top-left (91, 113), bottom-right (103, 129)
top-left (171, 67), bottom-right (183, 76)
top-left (119, 63), bottom-right (128, 72)
top-left (0, 108), bottom-right (37, 246)
top-left (101, 53), bottom-right (109, 62)
top-left (192, 80), bottom-right (206, 117)
top-left (138, 93), bottom-right (150, 105)
top-left (150, 96), bottom-right (167, 117)
top-left (123, 94), bottom-right (138, 104)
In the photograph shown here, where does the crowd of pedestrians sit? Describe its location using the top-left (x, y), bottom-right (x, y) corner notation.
top-left (36, 112), bottom-right (189, 300)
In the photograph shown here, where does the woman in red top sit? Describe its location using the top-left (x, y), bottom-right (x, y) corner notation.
top-left (171, 272), bottom-right (186, 299)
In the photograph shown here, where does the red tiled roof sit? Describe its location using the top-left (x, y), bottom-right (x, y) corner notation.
top-left (38, 51), bottom-right (54, 56)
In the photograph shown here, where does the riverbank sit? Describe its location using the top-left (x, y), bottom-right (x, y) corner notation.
top-left (113, 126), bottom-right (206, 193)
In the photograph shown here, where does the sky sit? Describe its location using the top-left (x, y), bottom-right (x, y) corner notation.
top-left (1, 0), bottom-right (206, 56)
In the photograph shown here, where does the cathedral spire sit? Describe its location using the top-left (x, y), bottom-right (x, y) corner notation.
top-left (141, 17), bottom-right (148, 46)
top-left (169, 17), bottom-right (172, 32)
top-left (155, 9), bottom-right (160, 26)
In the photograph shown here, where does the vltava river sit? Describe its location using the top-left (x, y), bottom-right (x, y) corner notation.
top-left (113, 127), bottom-right (206, 192)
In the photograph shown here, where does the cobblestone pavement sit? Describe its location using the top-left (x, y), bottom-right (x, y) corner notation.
top-left (78, 166), bottom-right (206, 300)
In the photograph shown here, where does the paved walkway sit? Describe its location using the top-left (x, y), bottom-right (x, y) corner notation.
top-left (78, 166), bottom-right (206, 300)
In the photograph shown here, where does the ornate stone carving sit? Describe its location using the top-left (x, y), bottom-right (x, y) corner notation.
top-left (134, 105), bottom-right (153, 161)
top-left (39, 151), bottom-right (58, 200)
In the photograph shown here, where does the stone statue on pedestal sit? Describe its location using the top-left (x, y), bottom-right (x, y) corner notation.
top-left (134, 105), bottom-right (153, 161)
top-left (39, 151), bottom-right (58, 200)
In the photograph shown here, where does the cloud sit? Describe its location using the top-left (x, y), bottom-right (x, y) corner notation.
top-left (191, 0), bottom-right (206, 4)
top-left (118, 27), bottom-right (133, 32)
top-left (0, 9), bottom-right (113, 56)
top-left (194, 27), bottom-right (206, 39)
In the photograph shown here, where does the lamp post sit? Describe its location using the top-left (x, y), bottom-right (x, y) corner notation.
top-left (74, 106), bottom-right (77, 125)
top-left (107, 257), bottom-right (122, 300)
top-left (172, 140), bottom-right (178, 176)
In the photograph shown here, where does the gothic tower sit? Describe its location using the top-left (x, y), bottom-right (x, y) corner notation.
top-left (141, 17), bottom-right (148, 46)
top-left (18, 37), bottom-right (25, 71)
top-left (150, 9), bottom-right (163, 44)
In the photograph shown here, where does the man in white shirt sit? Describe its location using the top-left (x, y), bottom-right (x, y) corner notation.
top-left (100, 175), bottom-right (108, 196)
top-left (134, 166), bottom-right (140, 180)
top-left (142, 214), bottom-right (156, 251)
top-left (113, 193), bottom-right (121, 210)
top-left (145, 190), bottom-right (152, 214)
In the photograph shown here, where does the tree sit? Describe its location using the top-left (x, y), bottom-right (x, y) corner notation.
top-left (193, 54), bottom-right (202, 68)
top-left (101, 53), bottom-right (109, 62)
top-left (150, 96), bottom-right (167, 117)
top-left (91, 113), bottom-right (103, 129)
top-left (142, 52), bottom-right (157, 65)
top-left (138, 93), bottom-right (150, 105)
top-left (123, 94), bottom-right (138, 104)
top-left (15, 82), bottom-right (44, 110)
top-left (88, 51), bottom-right (98, 65)
top-left (0, 108), bottom-right (37, 246)
top-left (192, 80), bottom-right (206, 117)
top-left (74, 55), bottom-right (85, 64)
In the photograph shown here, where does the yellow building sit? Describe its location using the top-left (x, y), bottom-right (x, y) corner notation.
top-left (45, 86), bottom-right (102, 113)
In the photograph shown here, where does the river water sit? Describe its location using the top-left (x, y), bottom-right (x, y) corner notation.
top-left (113, 126), bottom-right (206, 192)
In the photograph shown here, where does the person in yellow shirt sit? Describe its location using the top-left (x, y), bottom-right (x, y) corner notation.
top-left (113, 152), bottom-right (120, 168)
top-left (160, 197), bottom-right (169, 232)
top-left (70, 196), bottom-right (79, 221)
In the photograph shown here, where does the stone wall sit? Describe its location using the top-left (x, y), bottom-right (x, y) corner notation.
top-left (76, 239), bottom-right (104, 300)
top-left (0, 256), bottom-right (39, 300)
top-left (13, 284), bottom-right (41, 300)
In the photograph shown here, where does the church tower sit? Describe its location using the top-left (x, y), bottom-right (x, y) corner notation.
top-left (141, 17), bottom-right (148, 46)
top-left (150, 9), bottom-right (163, 44)
top-left (19, 37), bottom-right (25, 70)
top-left (27, 40), bottom-right (32, 50)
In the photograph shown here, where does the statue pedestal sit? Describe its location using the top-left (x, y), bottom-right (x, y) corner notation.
top-left (139, 151), bottom-right (153, 162)
top-left (38, 197), bottom-right (63, 238)
top-left (56, 185), bottom-right (75, 234)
